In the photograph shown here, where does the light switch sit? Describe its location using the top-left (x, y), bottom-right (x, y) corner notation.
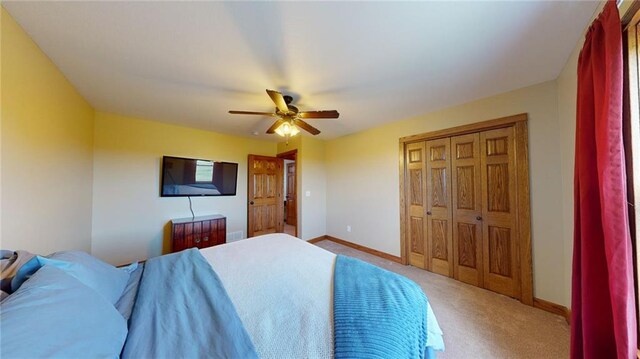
top-left (305, 191), bottom-right (311, 197)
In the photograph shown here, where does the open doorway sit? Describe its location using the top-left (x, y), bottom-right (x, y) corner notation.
top-left (278, 149), bottom-right (298, 238)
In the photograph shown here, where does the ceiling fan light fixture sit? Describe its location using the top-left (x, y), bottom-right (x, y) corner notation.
top-left (229, 89), bottom-right (337, 137)
top-left (274, 121), bottom-right (299, 137)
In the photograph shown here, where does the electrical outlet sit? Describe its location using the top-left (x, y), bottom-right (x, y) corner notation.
top-left (347, 225), bottom-right (352, 233)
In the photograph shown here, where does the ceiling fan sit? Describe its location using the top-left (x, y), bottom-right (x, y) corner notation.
top-left (229, 89), bottom-right (339, 138)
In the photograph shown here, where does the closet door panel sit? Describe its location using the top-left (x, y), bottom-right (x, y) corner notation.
top-left (451, 133), bottom-right (483, 286)
top-left (480, 127), bottom-right (519, 298)
top-left (426, 138), bottom-right (453, 277)
top-left (405, 142), bottom-right (428, 269)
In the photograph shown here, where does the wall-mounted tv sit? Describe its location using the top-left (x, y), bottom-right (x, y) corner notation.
top-left (161, 156), bottom-right (238, 197)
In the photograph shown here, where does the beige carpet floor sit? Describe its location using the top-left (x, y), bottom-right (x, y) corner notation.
top-left (315, 240), bottom-right (570, 359)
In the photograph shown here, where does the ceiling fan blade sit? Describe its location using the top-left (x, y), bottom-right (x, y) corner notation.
top-left (229, 110), bottom-right (276, 116)
top-left (266, 89), bottom-right (290, 113)
top-left (293, 118), bottom-right (321, 135)
top-left (298, 110), bottom-right (340, 119)
top-left (266, 119), bottom-right (285, 134)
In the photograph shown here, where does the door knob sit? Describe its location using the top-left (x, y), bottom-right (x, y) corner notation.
top-left (249, 201), bottom-right (255, 205)
top-left (426, 211), bottom-right (432, 215)
top-left (476, 216), bottom-right (483, 221)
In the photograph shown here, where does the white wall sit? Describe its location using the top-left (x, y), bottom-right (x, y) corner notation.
top-left (299, 137), bottom-right (327, 240)
top-left (91, 112), bottom-right (276, 265)
top-left (277, 136), bottom-right (327, 241)
top-left (557, 36), bottom-right (581, 309)
top-left (325, 81), bottom-right (569, 306)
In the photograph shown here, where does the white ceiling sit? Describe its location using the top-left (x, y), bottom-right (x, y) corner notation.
top-left (4, 1), bottom-right (599, 140)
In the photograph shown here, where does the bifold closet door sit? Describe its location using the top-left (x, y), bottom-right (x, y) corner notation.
top-left (405, 142), bottom-right (428, 269)
top-left (480, 127), bottom-right (520, 298)
top-left (451, 133), bottom-right (483, 286)
top-left (425, 138), bottom-right (454, 277)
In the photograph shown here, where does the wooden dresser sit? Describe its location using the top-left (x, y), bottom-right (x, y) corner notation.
top-left (171, 214), bottom-right (226, 252)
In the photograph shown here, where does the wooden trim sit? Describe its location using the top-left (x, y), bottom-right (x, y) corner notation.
top-left (515, 121), bottom-right (534, 306)
top-left (399, 113), bottom-right (528, 144)
top-left (622, 0), bottom-right (640, 30)
top-left (399, 141), bottom-right (409, 265)
top-left (324, 235), bottom-right (403, 263)
top-left (277, 149), bottom-right (298, 160)
top-left (533, 297), bottom-right (571, 324)
top-left (399, 113), bottom-right (534, 305)
top-left (306, 236), bottom-right (326, 244)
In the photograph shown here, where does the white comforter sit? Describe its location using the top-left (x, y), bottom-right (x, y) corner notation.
top-left (200, 233), bottom-right (444, 359)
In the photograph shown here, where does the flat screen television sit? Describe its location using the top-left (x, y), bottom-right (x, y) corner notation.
top-left (161, 156), bottom-right (238, 197)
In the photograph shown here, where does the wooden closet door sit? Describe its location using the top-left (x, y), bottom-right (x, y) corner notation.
top-left (480, 127), bottom-right (520, 298)
top-left (426, 138), bottom-right (453, 277)
top-left (405, 142), bottom-right (428, 269)
top-left (451, 133), bottom-right (483, 286)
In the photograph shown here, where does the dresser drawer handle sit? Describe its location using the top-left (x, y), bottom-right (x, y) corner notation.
top-left (195, 238), bottom-right (201, 243)
top-left (203, 236), bottom-right (209, 242)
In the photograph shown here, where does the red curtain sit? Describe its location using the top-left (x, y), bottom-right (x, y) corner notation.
top-left (572, 1), bottom-right (637, 358)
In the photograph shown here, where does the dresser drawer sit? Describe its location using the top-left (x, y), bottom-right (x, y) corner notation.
top-left (171, 215), bottom-right (226, 252)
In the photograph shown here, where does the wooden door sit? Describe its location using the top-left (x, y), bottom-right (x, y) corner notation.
top-left (248, 155), bottom-right (284, 237)
top-left (425, 138), bottom-right (454, 277)
top-left (480, 128), bottom-right (519, 298)
top-left (405, 142), bottom-right (428, 269)
top-left (285, 162), bottom-right (297, 226)
top-left (451, 133), bottom-right (483, 286)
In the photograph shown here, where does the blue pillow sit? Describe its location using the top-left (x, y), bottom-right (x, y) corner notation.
top-left (1, 265), bottom-right (128, 358)
top-left (12, 251), bottom-right (129, 304)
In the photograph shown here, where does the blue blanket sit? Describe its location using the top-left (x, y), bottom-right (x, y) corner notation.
top-left (121, 248), bottom-right (258, 359)
top-left (334, 255), bottom-right (431, 359)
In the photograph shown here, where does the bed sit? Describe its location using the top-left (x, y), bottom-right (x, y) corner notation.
top-left (1, 233), bottom-right (444, 358)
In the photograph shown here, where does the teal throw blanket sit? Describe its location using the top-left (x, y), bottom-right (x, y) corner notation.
top-left (333, 255), bottom-right (430, 359)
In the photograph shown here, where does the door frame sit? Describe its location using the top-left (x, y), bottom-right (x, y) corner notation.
top-left (277, 149), bottom-right (298, 238)
top-left (285, 162), bottom-right (297, 226)
top-left (398, 113), bottom-right (532, 305)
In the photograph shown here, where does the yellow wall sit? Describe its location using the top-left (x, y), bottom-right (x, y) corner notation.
top-left (1, 8), bottom-right (4, 246)
top-left (325, 81), bottom-right (568, 306)
top-left (91, 112), bottom-right (276, 265)
top-left (277, 135), bottom-right (327, 241)
top-left (4, 3), bottom-right (620, 308)
top-left (1, 8), bottom-right (95, 253)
